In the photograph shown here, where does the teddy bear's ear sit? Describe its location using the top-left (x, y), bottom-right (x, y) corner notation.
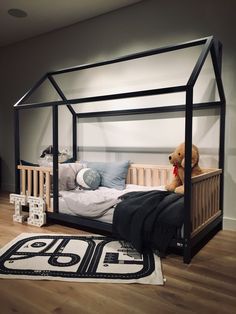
top-left (191, 146), bottom-right (199, 167)
top-left (181, 156), bottom-right (198, 168)
top-left (191, 157), bottom-right (197, 167)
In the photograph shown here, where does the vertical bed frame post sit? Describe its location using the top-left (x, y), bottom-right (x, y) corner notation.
top-left (14, 73), bottom-right (48, 194)
top-left (183, 87), bottom-right (193, 264)
top-left (182, 36), bottom-right (214, 263)
top-left (48, 75), bottom-right (77, 162)
top-left (52, 104), bottom-right (59, 213)
top-left (210, 40), bottom-right (226, 216)
top-left (216, 42), bottom-right (225, 221)
top-left (73, 114), bottom-right (77, 161)
top-left (14, 108), bottom-right (20, 194)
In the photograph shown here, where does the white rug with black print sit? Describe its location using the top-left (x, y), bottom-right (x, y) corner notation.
top-left (0, 233), bottom-right (164, 285)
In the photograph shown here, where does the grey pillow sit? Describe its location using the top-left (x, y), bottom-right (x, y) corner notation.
top-left (76, 168), bottom-right (101, 190)
top-left (86, 161), bottom-right (130, 190)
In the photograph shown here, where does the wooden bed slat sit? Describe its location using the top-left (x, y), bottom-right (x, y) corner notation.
top-left (39, 171), bottom-right (44, 198)
top-left (138, 168), bottom-right (144, 185)
top-left (152, 169), bottom-right (160, 186)
top-left (21, 169), bottom-right (26, 195)
top-left (33, 170), bottom-right (38, 196)
top-left (27, 170), bottom-right (32, 196)
top-left (45, 171), bottom-right (51, 212)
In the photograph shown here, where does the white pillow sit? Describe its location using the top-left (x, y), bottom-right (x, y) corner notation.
top-left (58, 163), bottom-right (83, 191)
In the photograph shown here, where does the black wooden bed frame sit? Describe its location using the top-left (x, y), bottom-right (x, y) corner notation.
top-left (14, 36), bottom-right (226, 263)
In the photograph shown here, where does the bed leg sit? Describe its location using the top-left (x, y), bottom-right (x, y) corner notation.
top-left (183, 254), bottom-right (191, 264)
top-left (183, 243), bottom-right (192, 264)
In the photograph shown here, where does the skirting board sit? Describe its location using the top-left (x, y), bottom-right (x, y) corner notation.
top-left (1, 183), bottom-right (15, 193)
top-left (223, 217), bottom-right (236, 231)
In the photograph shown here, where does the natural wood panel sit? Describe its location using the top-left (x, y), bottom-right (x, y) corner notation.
top-left (17, 165), bottom-right (52, 210)
top-left (0, 192), bottom-right (235, 314)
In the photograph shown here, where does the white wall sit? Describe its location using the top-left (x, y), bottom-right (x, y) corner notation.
top-left (0, 0), bottom-right (235, 230)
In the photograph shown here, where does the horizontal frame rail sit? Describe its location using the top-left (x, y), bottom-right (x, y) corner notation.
top-left (48, 37), bottom-right (208, 76)
top-left (77, 101), bottom-right (222, 119)
top-left (14, 100), bottom-right (222, 115)
top-left (14, 85), bottom-right (186, 109)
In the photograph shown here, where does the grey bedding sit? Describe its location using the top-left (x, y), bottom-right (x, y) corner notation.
top-left (58, 184), bottom-right (166, 222)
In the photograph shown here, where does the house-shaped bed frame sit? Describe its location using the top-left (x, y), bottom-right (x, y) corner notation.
top-left (14, 36), bottom-right (226, 263)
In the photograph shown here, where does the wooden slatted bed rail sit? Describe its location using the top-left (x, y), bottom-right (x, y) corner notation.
top-left (17, 165), bottom-right (53, 211)
top-left (127, 165), bottom-right (222, 237)
top-left (127, 164), bottom-right (172, 186)
top-left (191, 169), bottom-right (222, 237)
top-left (17, 163), bottom-right (222, 238)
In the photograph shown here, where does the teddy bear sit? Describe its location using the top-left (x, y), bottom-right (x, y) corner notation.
top-left (165, 143), bottom-right (203, 194)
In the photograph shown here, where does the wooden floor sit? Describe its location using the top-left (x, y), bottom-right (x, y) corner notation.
top-left (0, 191), bottom-right (235, 314)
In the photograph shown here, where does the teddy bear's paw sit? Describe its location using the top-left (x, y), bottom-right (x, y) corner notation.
top-left (175, 185), bottom-right (184, 194)
top-left (165, 184), bottom-right (176, 192)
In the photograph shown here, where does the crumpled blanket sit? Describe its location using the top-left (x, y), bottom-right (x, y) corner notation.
top-left (59, 187), bottom-right (122, 218)
top-left (112, 190), bottom-right (184, 254)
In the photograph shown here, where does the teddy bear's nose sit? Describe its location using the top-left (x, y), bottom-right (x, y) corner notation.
top-left (169, 155), bottom-right (172, 160)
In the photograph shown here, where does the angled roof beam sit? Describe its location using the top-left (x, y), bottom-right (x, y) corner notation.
top-left (210, 41), bottom-right (226, 103)
top-left (14, 73), bottom-right (48, 107)
top-left (187, 36), bottom-right (213, 87)
top-left (47, 75), bottom-right (76, 115)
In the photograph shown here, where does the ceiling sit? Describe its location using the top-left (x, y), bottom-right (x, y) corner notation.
top-left (0, 0), bottom-right (142, 47)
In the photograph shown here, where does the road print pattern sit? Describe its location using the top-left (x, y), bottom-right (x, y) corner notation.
top-left (0, 234), bottom-right (163, 284)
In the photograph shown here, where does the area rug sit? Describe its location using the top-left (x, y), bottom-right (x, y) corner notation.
top-left (0, 233), bottom-right (164, 285)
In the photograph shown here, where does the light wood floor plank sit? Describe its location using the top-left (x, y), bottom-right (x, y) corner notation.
top-left (0, 191), bottom-right (235, 314)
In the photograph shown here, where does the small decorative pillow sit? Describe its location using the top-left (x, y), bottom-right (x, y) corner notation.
top-left (76, 168), bottom-right (101, 190)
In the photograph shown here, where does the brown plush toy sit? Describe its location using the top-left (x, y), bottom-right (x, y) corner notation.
top-left (165, 143), bottom-right (203, 194)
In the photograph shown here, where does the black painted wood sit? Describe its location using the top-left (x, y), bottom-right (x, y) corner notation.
top-left (13, 36), bottom-right (226, 263)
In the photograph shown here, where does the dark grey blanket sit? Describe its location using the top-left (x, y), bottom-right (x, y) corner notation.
top-left (112, 190), bottom-right (184, 254)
